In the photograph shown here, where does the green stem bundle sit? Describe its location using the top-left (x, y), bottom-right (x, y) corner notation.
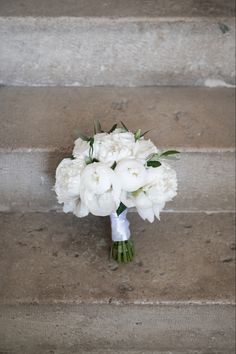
top-left (111, 239), bottom-right (134, 263)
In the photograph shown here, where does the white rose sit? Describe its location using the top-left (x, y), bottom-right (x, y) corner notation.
top-left (93, 130), bottom-right (135, 165)
top-left (134, 139), bottom-right (158, 159)
top-left (115, 159), bottom-right (147, 192)
top-left (80, 162), bottom-right (121, 216)
top-left (73, 138), bottom-right (90, 159)
top-left (55, 158), bottom-right (85, 204)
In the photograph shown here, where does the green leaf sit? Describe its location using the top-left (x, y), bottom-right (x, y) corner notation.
top-left (85, 156), bottom-right (92, 164)
top-left (147, 160), bottom-right (162, 168)
top-left (111, 161), bottom-right (117, 170)
top-left (76, 129), bottom-right (90, 141)
top-left (89, 137), bottom-right (94, 157)
top-left (120, 121), bottom-right (129, 131)
top-left (159, 150), bottom-right (180, 157)
top-left (116, 202), bottom-right (127, 216)
top-left (85, 157), bottom-right (99, 165)
top-left (94, 120), bottom-right (102, 134)
top-left (108, 123), bottom-right (118, 133)
top-left (134, 128), bottom-right (142, 141)
top-left (140, 129), bottom-right (152, 138)
top-left (89, 137), bottom-right (94, 146)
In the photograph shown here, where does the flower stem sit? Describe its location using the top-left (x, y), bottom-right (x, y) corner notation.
top-left (111, 239), bottom-right (134, 263)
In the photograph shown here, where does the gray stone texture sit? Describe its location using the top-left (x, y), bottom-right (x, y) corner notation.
top-left (0, 0), bottom-right (235, 17)
top-left (0, 87), bottom-right (234, 212)
top-left (0, 212), bottom-right (235, 303)
top-left (0, 1), bottom-right (235, 352)
top-left (0, 151), bottom-right (235, 212)
top-left (0, 87), bottom-right (235, 150)
top-left (0, 17), bottom-right (235, 86)
top-left (0, 304), bottom-right (235, 353)
top-left (0, 211), bottom-right (235, 352)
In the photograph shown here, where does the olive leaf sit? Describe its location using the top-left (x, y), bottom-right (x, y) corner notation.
top-left (120, 121), bottom-right (129, 131)
top-left (134, 128), bottom-right (142, 142)
top-left (89, 137), bottom-right (94, 158)
top-left (147, 160), bottom-right (162, 168)
top-left (108, 123), bottom-right (118, 133)
top-left (94, 120), bottom-right (102, 134)
top-left (85, 156), bottom-right (99, 165)
top-left (159, 150), bottom-right (180, 157)
top-left (76, 129), bottom-right (90, 141)
top-left (111, 161), bottom-right (117, 170)
top-left (140, 129), bottom-right (152, 138)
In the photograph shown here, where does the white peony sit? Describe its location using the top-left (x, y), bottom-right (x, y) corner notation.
top-left (134, 139), bottom-right (158, 159)
top-left (80, 162), bottom-right (121, 216)
top-left (55, 158), bottom-right (85, 202)
top-left (73, 199), bottom-right (89, 218)
top-left (93, 129), bottom-right (135, 165)
top-left (115, 159), bottom-right (147, 192)
top-left (58, 198), bottom-right (89, 217)
top-left (55, 126), bottom-right (178, 223)
top-left (73, 138), bottom-right (90, 159)
top-left (121, 163), bottom-right (177, 222)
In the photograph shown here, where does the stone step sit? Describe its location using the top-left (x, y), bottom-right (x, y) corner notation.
top-left (0, 86), bottom-right (235, 212)
top-left (1, 150), bottom-right (234, 212)
top-left (1, 87), bottom-right (235, 151)
top-left (0, 212), bottom-right (235, 353)
top-left (0, 0), bottom-right (235, 86)
top-left (0, 304), bottom-right (235, 354)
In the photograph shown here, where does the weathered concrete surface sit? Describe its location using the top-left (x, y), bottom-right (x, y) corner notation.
top-left (0, 87), bottom-right (235, 150)
top-left (0, 212), bottom-right (235, 352)
top-left (0, 0), bottom-right (234, 17)
top-left (0, 304), bottom-right (235, 353)
top-left (0, 17), bottom-right (235, 86)
top-left (0, 212), bottom-right (235, 304)
top-left (0, 151), bottom-right (234, 212)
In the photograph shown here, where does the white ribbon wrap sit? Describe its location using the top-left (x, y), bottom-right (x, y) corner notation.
top-left (110, 209), bottom-right (131, 242)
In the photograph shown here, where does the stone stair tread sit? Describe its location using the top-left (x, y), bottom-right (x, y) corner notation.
top-left (0, 86), bottom-right (235, 151)
top-left (0, 303), bottom-right (235, 353)
top-left (0, 212), bottom-right (234, 304)
top-left (0, 0), bottom-right (234, 17)
top-left (0, 18), bottom-right (234, 86)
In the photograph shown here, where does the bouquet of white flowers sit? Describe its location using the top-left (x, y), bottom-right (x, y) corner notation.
top-left (55, 121), bottom-right (179, 263)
